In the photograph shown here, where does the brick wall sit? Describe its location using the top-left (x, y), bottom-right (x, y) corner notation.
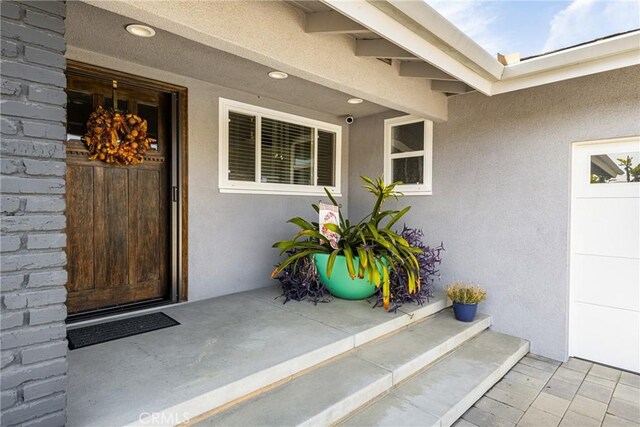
top-left (1, 1), bottom-right (68, 426)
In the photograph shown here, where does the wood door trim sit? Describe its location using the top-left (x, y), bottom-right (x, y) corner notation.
top-left (179, 89), bottom-right (189, 302)
top-left (66, 60), bottom-right (190, 303)
top-left (67, 60), bottom-right (187, 94)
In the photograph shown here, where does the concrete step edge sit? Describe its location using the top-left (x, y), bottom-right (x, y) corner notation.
top-left (354, 297), bottom-right (450, 347)
top-left (390, 314), bottom-right (492, 385)
top-left (338, 331), bottom-right (530, 427)
top-left (197, 311), bottom-right (491, 427)
top-left (439, 338), bottom-right (530, 426)
top-left (301, 371), bottom-right (394, 427)
top-left (133, 297), bottom-right (450, 426)
top-left (299, 315), bottom-right (492, 427)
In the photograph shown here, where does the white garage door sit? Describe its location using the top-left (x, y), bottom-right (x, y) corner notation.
top-left (570, 137), bottom-right (640, 373)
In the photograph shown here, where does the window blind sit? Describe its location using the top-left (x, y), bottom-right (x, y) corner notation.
top-left (317, 130), bottom-right (335, 187)
top-left (261, 118), bottom-right (313, 185)
top-left (228, 112), bottom-right (256, 182)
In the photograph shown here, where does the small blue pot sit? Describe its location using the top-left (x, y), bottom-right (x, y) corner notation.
top-left (452, 302), bottom-right (478, 322)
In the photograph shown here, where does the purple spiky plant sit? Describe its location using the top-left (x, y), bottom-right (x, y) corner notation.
top-left (373, 226), bottom-right (444, 312)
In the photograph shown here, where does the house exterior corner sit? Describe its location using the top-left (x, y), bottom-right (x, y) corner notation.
top-left (1, 0), bottom-right (639, 424)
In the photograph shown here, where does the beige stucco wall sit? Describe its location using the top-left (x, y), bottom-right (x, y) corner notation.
top-left (348, 65), bottom-right (640, 361)
top-left (67, 47), bottom-right (349, 302)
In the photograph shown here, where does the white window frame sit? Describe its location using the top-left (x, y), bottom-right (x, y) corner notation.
top-left (219, 98), bottom-right (342, 196)
top-left (384, 115), bottom-right (433, 195)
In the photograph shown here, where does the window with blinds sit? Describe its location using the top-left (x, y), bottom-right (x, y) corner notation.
top-left (220, 98), bottom-right (341, 195)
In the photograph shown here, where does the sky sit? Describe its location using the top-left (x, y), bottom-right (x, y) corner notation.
top-left (425, 0), bottom-right (640, 58)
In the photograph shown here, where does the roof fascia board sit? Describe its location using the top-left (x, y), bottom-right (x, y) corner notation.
top-left (322, 0), bottom-right (494, 95)
top-left (503, 32), bottom-right (640, 79)
top-left (386, 0), bottom-right (504, 80)
top-left (492, 50), bottom-right (640, 95)
top-left (326, 1), bottom-right (637, 96)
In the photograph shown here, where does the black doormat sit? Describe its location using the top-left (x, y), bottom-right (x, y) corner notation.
top-left (67, 312), bottom-right (179, 350)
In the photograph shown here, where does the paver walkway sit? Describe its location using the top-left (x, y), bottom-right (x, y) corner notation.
top-left (454, 354), bottom-right (640, 427)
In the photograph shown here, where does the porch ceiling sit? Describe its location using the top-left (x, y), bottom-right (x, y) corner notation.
top-left (289, 0), bottom-right (491, 96)
top-left (66, 2), bottom-right (390, 119)
top-left (78, 0), bottom-right (448, 121)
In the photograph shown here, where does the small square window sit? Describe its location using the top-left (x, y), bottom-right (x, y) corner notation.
top-left (384, 116), bottom-right (433, 195)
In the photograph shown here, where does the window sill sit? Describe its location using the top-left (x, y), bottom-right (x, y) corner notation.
top-left (392, 183), bottom-right (432, 196)
top-left (401, 191), bottom-right (432, 196)
top-left (219, 187), bottom-right (342, 197)
top-left (396, 187), bottom-right (432, 196)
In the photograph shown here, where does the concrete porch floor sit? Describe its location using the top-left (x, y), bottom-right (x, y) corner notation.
top-left (67, 286), bottom-right (446, 426)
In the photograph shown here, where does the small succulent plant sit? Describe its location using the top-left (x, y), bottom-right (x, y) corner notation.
top-left (446, 283), bottom-right (487, 304)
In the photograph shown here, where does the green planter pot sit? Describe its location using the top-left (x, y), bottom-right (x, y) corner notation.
top-left (313, 253), bottom-right (380, 300)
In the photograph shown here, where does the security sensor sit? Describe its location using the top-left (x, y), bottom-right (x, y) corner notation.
top-left (345, 116), bottom-right (354, 125)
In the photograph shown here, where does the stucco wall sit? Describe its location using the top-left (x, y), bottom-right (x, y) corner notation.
top-left (348, 66), bottom-right (640, 361)
top-left (66, 47), bottom-right (349, 302)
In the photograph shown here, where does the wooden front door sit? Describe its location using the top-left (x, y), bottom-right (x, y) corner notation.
top-left (65, 67), bottom-right (173, 315)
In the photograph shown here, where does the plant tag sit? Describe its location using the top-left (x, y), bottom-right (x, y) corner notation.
top-left (319, 203), bottom-right (339, 249)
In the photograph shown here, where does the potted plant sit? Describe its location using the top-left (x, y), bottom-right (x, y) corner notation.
top-left (446, 283), bottom-right (487, 322)
top-left (273, 225), bottom-right (445, 311)
top-left (271, 176), bottom-right (422, 310)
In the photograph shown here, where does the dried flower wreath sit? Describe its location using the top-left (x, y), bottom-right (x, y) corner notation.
top-left (82, 106), bottom-right (156, 166)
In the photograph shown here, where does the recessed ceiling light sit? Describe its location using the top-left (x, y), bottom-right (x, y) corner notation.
top-left (125, 24), bottom-right (156, 38)
top-left (347, 98), bottom-right (363, 104)
top-left (268, 71), bottom-right (289, 79)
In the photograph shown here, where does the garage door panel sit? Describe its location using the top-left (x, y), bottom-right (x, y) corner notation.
top-left (570, 302), bottom-right (639, 373)
top-left (572, 197), bottom-right (640, 258)
top-left (573, 255), bottom-right (640, 312)
top-left (571, 137), bottom-right (640, 373)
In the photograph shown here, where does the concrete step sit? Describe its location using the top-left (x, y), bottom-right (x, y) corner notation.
top-left (341, 330), bottom-right (530, 427)
top-left (196, 309), bottom-right (495, 426)
top-left (130, 293), bottom-right (449, 426)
